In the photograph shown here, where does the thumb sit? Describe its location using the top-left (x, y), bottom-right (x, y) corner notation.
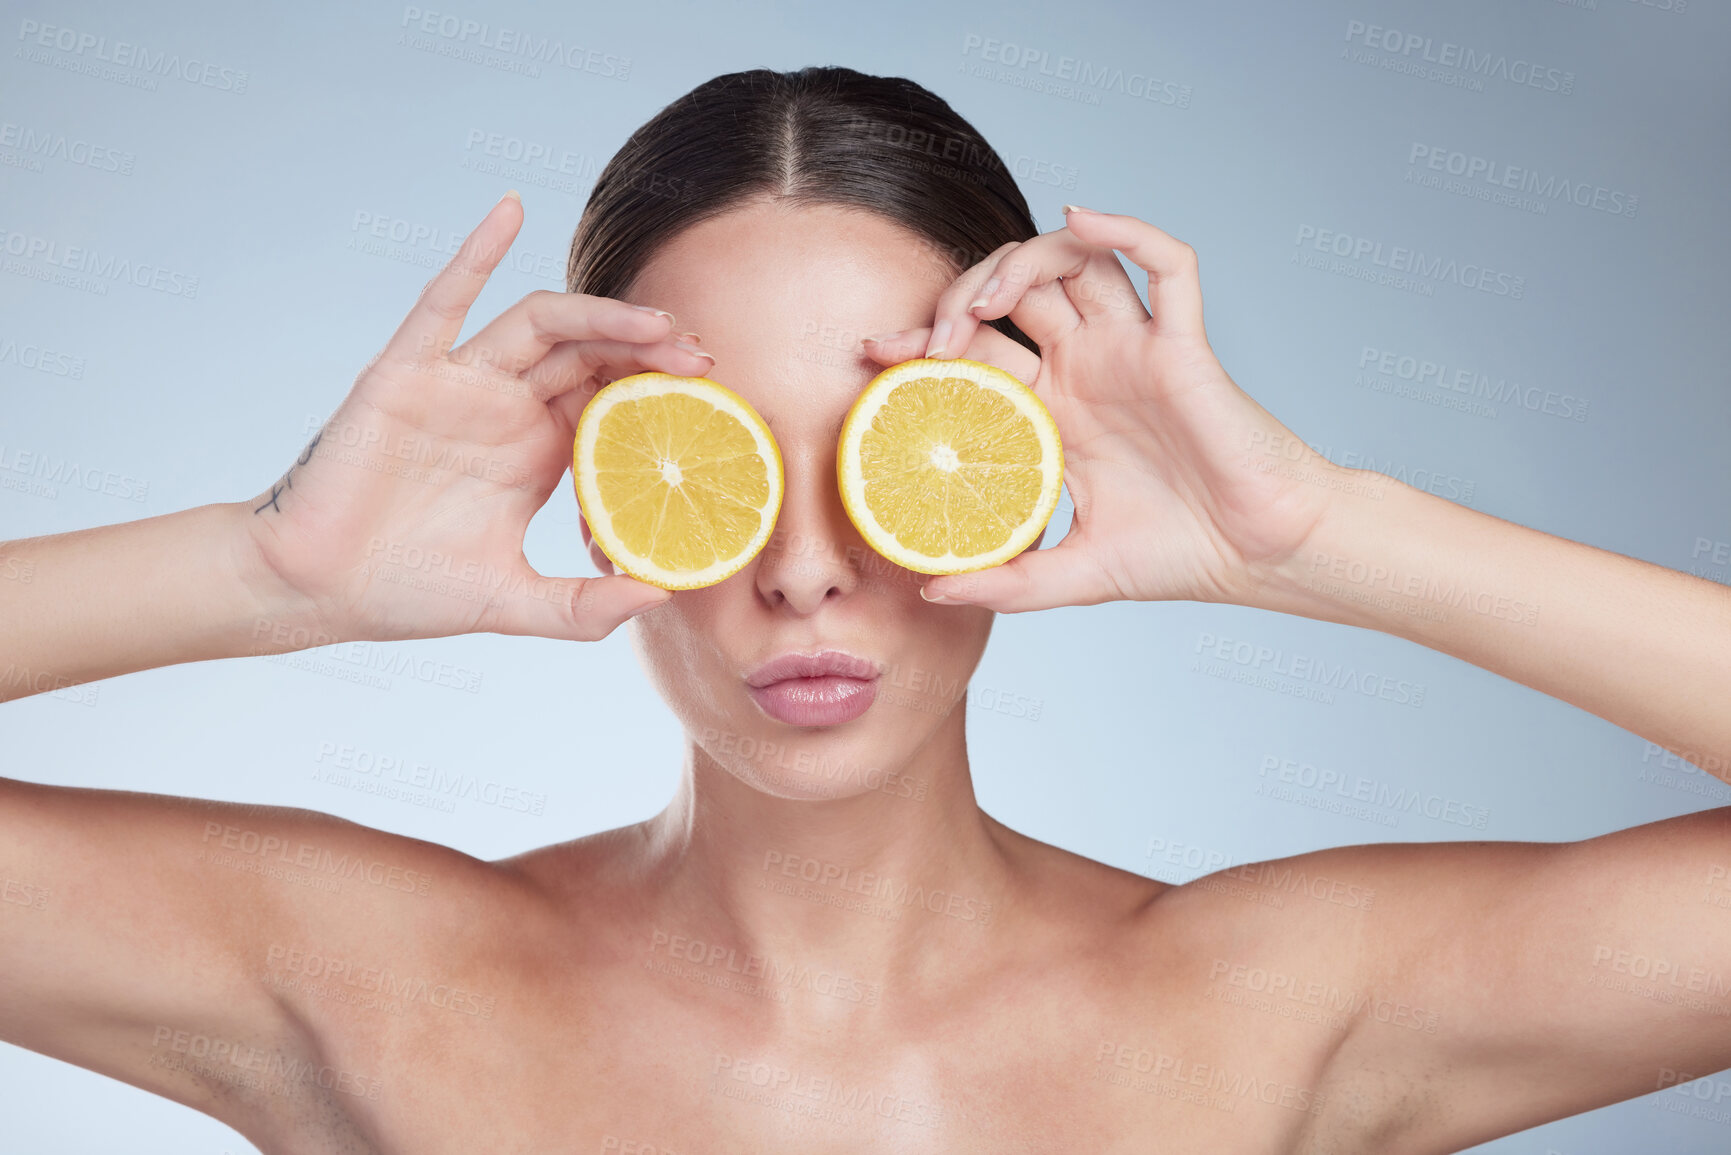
top-left (918, 546), bottom-right (1088, 614)
top-left (490, 567), bottom-right (671, 641)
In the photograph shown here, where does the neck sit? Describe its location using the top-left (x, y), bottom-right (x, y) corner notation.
top-left (638, 711), bottom-right (1016, 991)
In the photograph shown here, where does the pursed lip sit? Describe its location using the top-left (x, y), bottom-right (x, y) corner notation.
top-left (745, 650), bottom-right (882, 688)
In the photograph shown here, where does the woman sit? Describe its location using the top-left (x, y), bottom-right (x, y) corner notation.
top-left (2, 66), bottom-right (1727, 1154)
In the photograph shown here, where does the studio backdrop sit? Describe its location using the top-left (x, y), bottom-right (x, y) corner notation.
top-left (2, 1), bottom-right (1727, 1152)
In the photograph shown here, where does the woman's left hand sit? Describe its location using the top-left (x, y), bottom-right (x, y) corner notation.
top-left (861, 206), bottom-right (1343, 613)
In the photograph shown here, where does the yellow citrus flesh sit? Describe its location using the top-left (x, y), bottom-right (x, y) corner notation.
top-left (837, 358), bottom-right (1063, 576)
top-left (573, 373), bottom-right (783, 590)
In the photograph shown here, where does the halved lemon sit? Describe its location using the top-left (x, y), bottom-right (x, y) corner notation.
top-left (837, 358), bottom-right (1063, 576)
top-left (573, 373), bottom-right (783, 590)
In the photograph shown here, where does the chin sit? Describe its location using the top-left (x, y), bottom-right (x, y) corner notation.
top-left (689, 703), bottom-right (934, 804)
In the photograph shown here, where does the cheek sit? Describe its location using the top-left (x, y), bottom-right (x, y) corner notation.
top-left (628, 598), bottom-right (730, 718)
top-left (904, 597), bottom-right (994, 668)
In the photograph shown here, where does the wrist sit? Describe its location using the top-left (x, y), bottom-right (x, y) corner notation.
top-left (224, 503), bottom-right (340, 656)
top-left (1234, 464), bottom-right (1403, 627)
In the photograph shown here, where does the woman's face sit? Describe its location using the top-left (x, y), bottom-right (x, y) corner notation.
top-left (592, 198), bottom-right (998, 800)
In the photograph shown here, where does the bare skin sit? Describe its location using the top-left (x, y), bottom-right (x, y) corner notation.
top-left (3, 192), bottom-right (1730, 1155)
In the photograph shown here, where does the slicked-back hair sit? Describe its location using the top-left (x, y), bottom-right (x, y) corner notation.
top-left (567, 66), bottom-right (1042, 355)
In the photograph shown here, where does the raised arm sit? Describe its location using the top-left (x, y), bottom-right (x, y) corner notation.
top-left (1260, 463), bottom-right (1730, 779)
top-left (868, 204), bottom-right (1729, 781)
top-left (0, 192), bottom-right (709, 1141)
top-left (1, 192), bottom-right (692, 704)
top-left (865, 205), bottom-right (1731, 1145)
top-left (1, 503), bottom-right (302, 702)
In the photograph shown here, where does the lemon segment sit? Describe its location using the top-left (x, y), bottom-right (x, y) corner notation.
top-left (837, 358), bottom-right (1063, 576)
top-left (573, 373), bottom-right (783, 590)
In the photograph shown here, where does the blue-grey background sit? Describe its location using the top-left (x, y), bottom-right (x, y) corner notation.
top-left (3, 0), bottom-right (1727, 1151)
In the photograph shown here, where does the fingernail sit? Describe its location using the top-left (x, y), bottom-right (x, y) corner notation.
top-left (1062, 204), bottom-right (1094, 215)
top-left (861, 330), bottom-right (902, 347)
top-left (920, 584), bottom-right (963, 605)
top-left (678, 332), bottom-right (702, 344)
top-left (501, 189), bottom-right (521, 203)
top-left (632, 305), bottom-right (675, 323)
top-left (968, 277), bottom-right (1001, 312)
top-left (674, 340), bottom-right (714, 361)
top-left (924, 319), bottom-right (952, 359)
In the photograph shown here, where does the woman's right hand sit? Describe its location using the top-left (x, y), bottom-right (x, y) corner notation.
top-left (240, 192), bottom-right (712, 646)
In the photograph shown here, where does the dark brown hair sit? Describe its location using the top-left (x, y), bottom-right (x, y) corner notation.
top-left (567, 66), bottom-right (1040, 354)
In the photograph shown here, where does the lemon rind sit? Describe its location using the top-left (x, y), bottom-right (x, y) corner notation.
top-left (574, 373), bottom-right (785, 591)
top-left (837, 358), bottom-right (1064, 577)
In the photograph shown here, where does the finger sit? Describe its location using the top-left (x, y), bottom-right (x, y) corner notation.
top-left (1059, 207), bottom-right (1204, 338)
top-left (918, 535), bottom-right (1104, 614)
top-left (534, 335), bottom-right (716, 413)
top-left (578, 513), bottom-right (615, 576)
top-left (920, 241), bottom-right (1021, 360)
top-left (966, 226), bottom-right (1149, 346)
top-left (954, 236), bottom-right (1083, 352)
top-left (388, 192), bottom-right (523, 360)
top-left (860, 325), bottom-right (1041, 387)
top-left (489, 567), bottom-right (670, 642)
top-left (452, 292), bottom-right (690, 389)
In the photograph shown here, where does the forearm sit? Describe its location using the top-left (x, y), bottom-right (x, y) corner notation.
top-left (1246, 468), bottom-right (1731, 780)
top-left (0, 503), bottom-right (319, 703)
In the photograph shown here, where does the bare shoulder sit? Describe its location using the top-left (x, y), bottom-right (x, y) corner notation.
top-left (1128, 836), bottom-right (1544, 1017)
top-left (0, 776), bottom-right (539, 1149)
top-left (1126, 819), bottom-right (1731, 1151)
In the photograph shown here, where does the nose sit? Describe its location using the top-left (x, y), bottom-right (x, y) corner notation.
top-left (754, 446), bottom-right (866, 614)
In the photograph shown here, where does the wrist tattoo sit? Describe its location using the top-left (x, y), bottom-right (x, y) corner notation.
top-left (254, 430), bottom-right (323, 515)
